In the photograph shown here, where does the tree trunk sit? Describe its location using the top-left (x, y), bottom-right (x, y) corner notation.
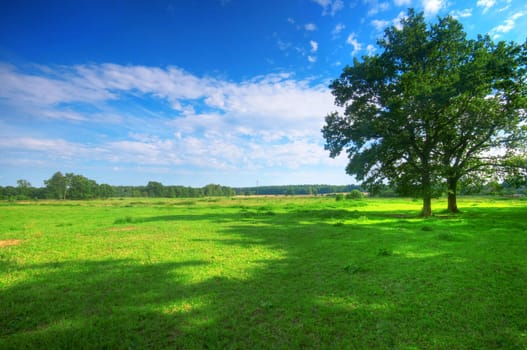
top-left (421, 172), bottom-right (433, 217)
top-left (421, 195), bottom-right (432, 217)
top-left (447, 177), bottom-right (460, 213)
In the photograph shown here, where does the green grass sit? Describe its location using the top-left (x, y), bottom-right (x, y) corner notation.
top-left (1, 196), bottom-right (526, 349)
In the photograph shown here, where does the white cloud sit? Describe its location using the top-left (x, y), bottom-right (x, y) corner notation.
top-left (368, 1), bottom-right (390, 16)
top-left (477, 0), bottom-right (496, 14)
top-left (346, 33), bottom-right (362, 57)
top-left (312, 0), bottom-right (344, 16)
top-left (393, 10), bottom-right (407, 29)
top-left (276, 38), bottom-right (293, 51)
top-left (422, 0), bottom-right (446, 17)
top-left (310, 40), bottom-right (319, 53)
top-left (371, 19), bottom-right (390, 31)
top-left (106, 139), bottom-right (179, 165)
top-left (332, 23), bottom-right (346, 37)
top-left (490, 11), bottom-right (525, 38)
top-left (451, 8), bottom-right (473, 19)
top-left (366, 44), bottom-right (377, 55)
top-left (308, 56), bottom-right (317, 63)
top-left (305, 23), bottom-right (317, 31)
top-left (0, 62), bottom-right (338, 180)
top-left (371, 11), bottom-right (406, 32)
top-left (0, 63), bottom-right (114, 106)
top-left (394, 0), bottom-right (412, 6)
top-left (0, 137), bottom-right (91, 160)
top-left (497, 0), bottom-right (512, 12)
top-left (312, 0), bottom-right (331, 7)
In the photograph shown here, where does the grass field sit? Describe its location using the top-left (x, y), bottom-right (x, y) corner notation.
top-left (1, 196), bottom-right (526, 349)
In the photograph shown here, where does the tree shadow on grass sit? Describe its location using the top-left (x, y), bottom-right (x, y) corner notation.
top-left (1, 259), bottom-right (212, 348)
top-left (2, 205), bottom-right (526, 349)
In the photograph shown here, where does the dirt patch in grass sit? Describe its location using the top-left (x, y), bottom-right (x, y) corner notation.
top-left (108, 226), bottom-right (136, 232)
top-left (0, 239), bottom-right (22, 247)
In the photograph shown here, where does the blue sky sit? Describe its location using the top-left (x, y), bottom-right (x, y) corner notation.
top-left (1, 0), bottom-right (526, 187)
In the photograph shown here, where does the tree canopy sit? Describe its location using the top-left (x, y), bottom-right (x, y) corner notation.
top-left (322, 9), bottom-right (526, 216)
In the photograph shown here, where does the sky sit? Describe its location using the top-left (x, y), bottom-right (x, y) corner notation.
top-left (1, 0), bottom-right (526, 187)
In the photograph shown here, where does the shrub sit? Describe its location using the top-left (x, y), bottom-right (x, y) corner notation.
top-left (335, 194), bottom-right (344, 201)
top-left (346, 189), bottom-right (364, 200)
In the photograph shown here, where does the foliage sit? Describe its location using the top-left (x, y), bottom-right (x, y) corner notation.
top-left (234, 184), bottom-right (361, 196)
top-left (44, 171), bottom-right (68, 199)
top-left (42, 172), bottom-right (114, 200)
top-left (322, 9), bottom-right (527, 216)
top-left (346, 189), bottom-right (364, 200)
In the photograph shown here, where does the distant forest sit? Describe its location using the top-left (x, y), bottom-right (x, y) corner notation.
top-left (0, 171), bottom-right (524, 200)
top-left (0, 171), bottom-right (363, 200)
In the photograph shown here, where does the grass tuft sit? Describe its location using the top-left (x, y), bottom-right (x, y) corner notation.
top-left (113, 216), bottom-right (145, 224)
top-left (344, 263), bottom-right (366, 274)
top-left (437, 232), bottom-right (461, 241)
top-left (377, 247), bottom-right (393, 256)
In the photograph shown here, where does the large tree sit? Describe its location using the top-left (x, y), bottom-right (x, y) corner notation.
top-left (322, 9), bottom-right (526, 216)
top-left (437, 35), bottom-right (527, 212)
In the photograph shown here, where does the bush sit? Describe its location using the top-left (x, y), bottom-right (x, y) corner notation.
top-left (335, 194), bottom-right (344, 201)
top-left (346, 189), bottom-right (364, 200)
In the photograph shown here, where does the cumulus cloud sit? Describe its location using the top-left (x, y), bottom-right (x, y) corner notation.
top-left (392, 10), bottom-right (408, 29)
top-left (331, 23), bottom-right (346, 38)
top-left (371, 19), bottom-right (390, 31)
top-left (0, 62), bottom-right (338, 178)
top-left (346, 33), bottom-right (362, 57)
top-left (0, 136), bottom-right (94, 162)
top-left (312, 0), bottom-right (344, 16)
top-left (422, 0), bottom-right (446, 17)
top-left (367, 1), bottom-right (390, 16)
top-left (497, 1), bottom-right (512, 12)
top-left (305, 23), bottom-right (317, 31)
top-left (0, 63), bottom-right (114, 106)
top-left (451, 8), bottom-right (473, 19)
top-left (310, 40), bottom-right (319, 53)
top-left (312, 0), bottom-right (331, 7)
top-left (477, 0), bottom-right (496, 14)
top-left (371, 11), bottom-right (406, 32)
top-left (490, 11), bottom-right (525, 38)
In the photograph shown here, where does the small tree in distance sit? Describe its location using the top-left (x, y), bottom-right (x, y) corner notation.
top-left (346, 189), bottom-right (364, 200)
top-left (44, 171), bottom-right (67, 199)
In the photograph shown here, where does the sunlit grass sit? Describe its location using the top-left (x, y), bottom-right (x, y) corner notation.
top-left (1, 196), bottom-right (526, 349)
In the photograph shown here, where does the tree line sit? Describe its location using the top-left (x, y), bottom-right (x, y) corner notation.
top-left (0, 172), bottom-right (235, 200)
top-left (0, 171), bottom-right (361, 200)
top-left (1, 170), bottom-right (524, 200)
top-left (234, 184), bottom-right (361, 196)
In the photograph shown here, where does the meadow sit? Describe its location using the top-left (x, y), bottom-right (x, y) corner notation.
top-left (0, 196), bottom-right (526, 349)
